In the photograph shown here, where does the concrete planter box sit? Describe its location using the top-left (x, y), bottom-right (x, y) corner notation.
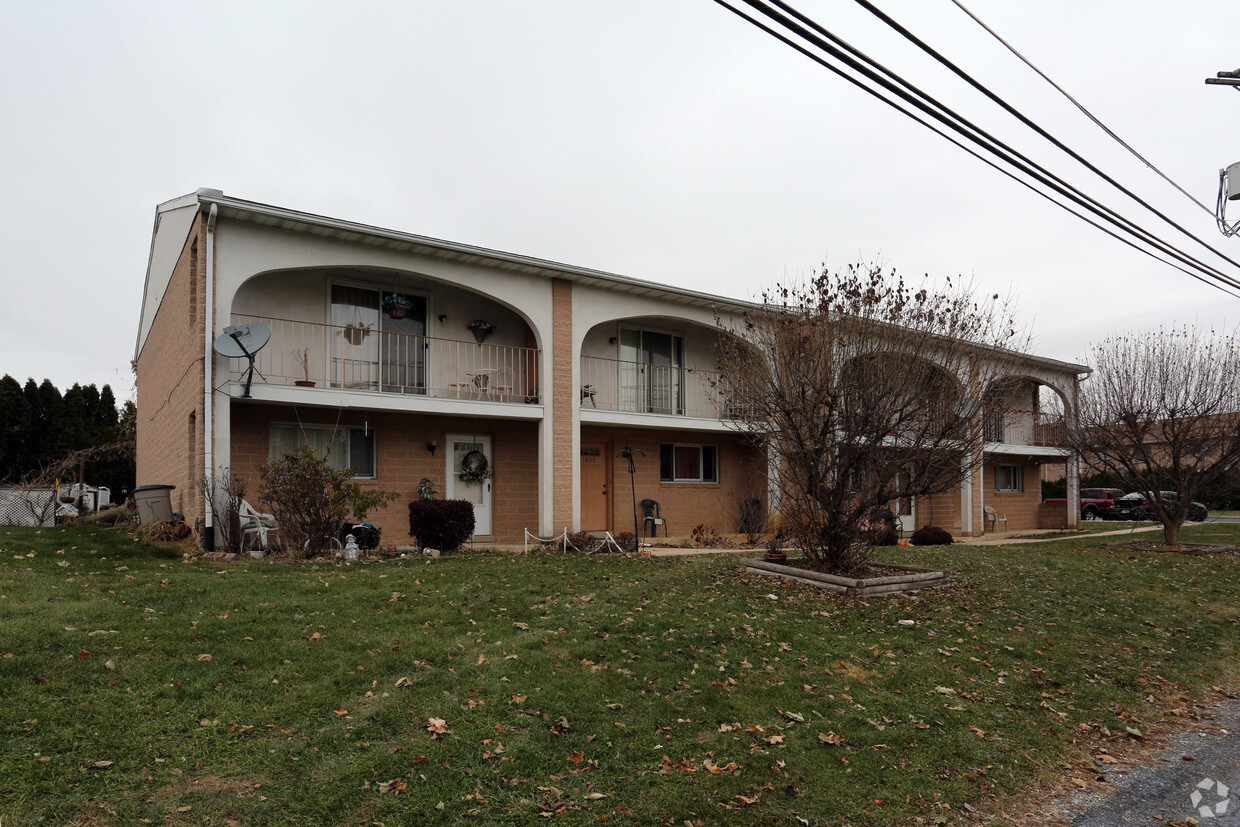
top-left (741, 558), bottom-right (950, 597)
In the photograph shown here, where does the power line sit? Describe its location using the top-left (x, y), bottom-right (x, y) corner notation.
top-left (792, 0), bottom-right (1240, 288)
top-left (713, 0), bottom-right (1240, 296)
top-left (946, 0), bottom-right (1217, 219)
top-left (709, 1), bottom-right (1240, 298)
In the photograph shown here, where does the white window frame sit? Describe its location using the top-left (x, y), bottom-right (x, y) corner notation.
top-left (994, 463), bottom-right (1022, 493)
top-left (660, 443), bottom-right (719, 484)
top-left (269, 423), bottom-right (377, 479)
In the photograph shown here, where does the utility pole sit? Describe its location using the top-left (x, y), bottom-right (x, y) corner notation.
top-left (1204, 68), bottom-right (1240, 88)
top-left (1205, 69), bottom-right (1240, 237)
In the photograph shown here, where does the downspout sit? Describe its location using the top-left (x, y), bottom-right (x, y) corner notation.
top-left (202, 203), bottom-right (217, 550)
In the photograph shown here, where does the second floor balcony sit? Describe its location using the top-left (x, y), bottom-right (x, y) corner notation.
top-left (579, 356), bottom-right (729, 420)
top-left (229, 315), bottom-right (540, 405)
top-left (983, 406), bottom-right (1067, 448)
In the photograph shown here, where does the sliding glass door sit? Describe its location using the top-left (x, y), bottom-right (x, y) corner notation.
top-left (618, 328), bottom-right (683, 415)
top-left (330, 285), bottom-right (427, 393)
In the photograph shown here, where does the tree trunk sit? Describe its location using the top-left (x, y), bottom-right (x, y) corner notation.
top-left (1162, 520), bottom-right (1181, 547)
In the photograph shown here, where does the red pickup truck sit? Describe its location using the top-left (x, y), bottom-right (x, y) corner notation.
top-left (1043, 487), bottom-right (1124, 521)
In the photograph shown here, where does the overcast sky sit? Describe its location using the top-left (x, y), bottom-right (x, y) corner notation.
top-left (2, 1), bottom-right (1238, 398)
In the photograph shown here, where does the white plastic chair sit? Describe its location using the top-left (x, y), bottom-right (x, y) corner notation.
top-left (239, 500), bottom-right (280, 554)
top-left (983, 505), bottom-right (1008, 532)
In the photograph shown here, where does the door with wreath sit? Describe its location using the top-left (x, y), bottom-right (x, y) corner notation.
top-left (446, 434), bottom-right (492, 536)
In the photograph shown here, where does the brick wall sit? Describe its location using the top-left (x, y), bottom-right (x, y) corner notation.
top-left (581, 425), bottom-right (764, 538)
top-left (135, 215), bottom-right (206, 519)
top-left (551, 279), bottom-right (573, 529)
top-left (983, 461), bottom-right (1043, 531)
top-left (229, 405), bottom-right (539, 544)
top-left (913, 490), bottom-right (962, 534)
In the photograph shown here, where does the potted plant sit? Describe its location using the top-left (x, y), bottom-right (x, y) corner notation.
top-left (466, 319), bottom-right (496, 344)
top-left (343, 322), bottom-right (372, 346)
top-left (382, 292), bottom-right (413, 319)
top-left (293, 348), bottom-right (315, 387)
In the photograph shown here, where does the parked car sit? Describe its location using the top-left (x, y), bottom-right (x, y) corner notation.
top-left (1108, 491), bottom-right (1207, 522)
top-left (1041, 487), bottom-right (1124, 521)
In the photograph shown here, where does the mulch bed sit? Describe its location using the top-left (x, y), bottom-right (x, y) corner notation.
top-left (1100, 540), bottom-right (1236, 556)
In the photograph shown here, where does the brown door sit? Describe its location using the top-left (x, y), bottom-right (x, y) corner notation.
top-left (580, 441), bottom-right (610, 531)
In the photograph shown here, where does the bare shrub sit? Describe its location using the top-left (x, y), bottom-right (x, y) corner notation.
top-left (258, 445), bottom-right (397, 558)
top-left (198, 469), bottom-right (247, 553)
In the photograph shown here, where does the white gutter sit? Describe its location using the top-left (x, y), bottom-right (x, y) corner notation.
top-left (203, 203), bottom-right (217, 549)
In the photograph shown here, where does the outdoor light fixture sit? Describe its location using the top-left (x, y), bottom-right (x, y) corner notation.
top-left (609, 337), bottom-right (617, 344)
top-left (438, 314), bottom-right (448, 324)
top-left (428, 439), bottom-right (438, 456)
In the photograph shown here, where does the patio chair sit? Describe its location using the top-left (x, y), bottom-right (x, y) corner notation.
top-left (239, 500), bottom-right (280, 555)
top-left (640, 498), bottom-right (668, 538)
top-left (494, 367), bottom-right (514, 401)
top-left (983, 505), bottom-right (1008, 532)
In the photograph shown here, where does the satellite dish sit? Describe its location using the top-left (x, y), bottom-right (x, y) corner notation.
top-left (212, 323), bottom-right (271, 398)
top-left (213, 323), bottom-right (271, 358)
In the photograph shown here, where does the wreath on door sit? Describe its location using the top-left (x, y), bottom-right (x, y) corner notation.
top-left (458, 449), bottom-right (492, 484)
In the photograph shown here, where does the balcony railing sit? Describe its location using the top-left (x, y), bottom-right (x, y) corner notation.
top-left (983, 406), bottom-right (1067, 447)
top-left (230, 315), bottom-right (540, 403)
top-left (580, 356), bottom-right (730, 420)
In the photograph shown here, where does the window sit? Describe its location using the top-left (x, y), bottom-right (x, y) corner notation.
top-left (660, 444), bottom-right (718, 483)
top-left (994, 464), bottom-right (1022, 493)
top-left (619, 328), bottom-right (684, 415)
top-left (270, 424), bottom-right (376, 478)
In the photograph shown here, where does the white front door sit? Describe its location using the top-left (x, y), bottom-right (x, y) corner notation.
top-left (896, 469), bottom-right (916, 534)
top-left (447, 434), bottom-right (492, 536)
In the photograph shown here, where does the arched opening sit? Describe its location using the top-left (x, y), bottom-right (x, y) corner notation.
top-left (580, 316), bottom-right (735, 419)
top-left (228, 266), bottom-right (542, 402)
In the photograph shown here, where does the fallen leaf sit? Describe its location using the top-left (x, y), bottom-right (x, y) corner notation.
top-left (378, 778), bottom-right (407, 794)
top-left (196, 654), bottom-right (212, 662)
top-left (818, 732), bottom-right (847, 746)
top-left (567, 750), bottom-right (584, 764)
top-left (89, 760), bottom-right (114, 770)
top-left (584, 792), bottom-right (607, 800)
top-left (426, 717), bottom-right (452, 736)
top-left (394, 677), bottom-right (414, 688)
top-left (335, 708), bottom-right (349, 717)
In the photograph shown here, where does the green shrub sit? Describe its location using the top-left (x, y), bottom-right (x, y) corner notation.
top-left (910, 525), bottom-right (954, 546)
top-left (408, 499), bottom-right (476, 550)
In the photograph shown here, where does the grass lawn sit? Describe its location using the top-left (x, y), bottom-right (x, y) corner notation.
top-left (2, 525), bottom-right (1238, 826)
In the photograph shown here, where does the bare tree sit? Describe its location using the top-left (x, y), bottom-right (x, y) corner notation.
top-left (1068, 325), bottom-right (1240, 546)
top-left (715, 263), bottom-right (1029, 573)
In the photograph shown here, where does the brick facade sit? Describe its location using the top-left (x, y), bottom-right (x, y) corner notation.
top-left (135, 216), bottom-right (206, 518)
top-left (551, 279), bottom-right (573, 530)
top-left (229, 405), bottom-right (540, 544)
top-left (982, 460), bottom-right (1043, 531)
top-left (580, 425), bottom-right (765, 538)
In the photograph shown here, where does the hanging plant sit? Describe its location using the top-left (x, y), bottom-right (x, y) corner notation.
top-left (466, 319), bottom-right (496, 344)
top-left (383, 292), bottom-right (413, 319)
top-left (457, 450), bottom-right (492, 484)
top-left (343, 323), bottom-right (372, 346)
